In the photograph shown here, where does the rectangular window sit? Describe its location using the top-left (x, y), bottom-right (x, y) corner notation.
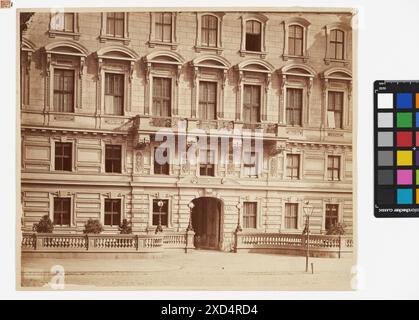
top-left (51, 12), bottom-right (75, 32)
top-left (154, 147), bottom-right (170, 175)
top-left (199, 81), bottom-right (217, 120)
top-left (327, 156), bottom-right (341, 181)
top-left (155, 13), bottom-right (172, 42)
top-left (288, 25), bottom-right (303, 56)
top-left (243, 85), bottom-right (261, 123)
top-left (243, 151), bottom-right (258, 177)
top-left (152, 77), bottom-right (172, 117)
top-left (55, 142), bottom-right (72, 171)
top-left (199, 149), bottom-right (215, 176)
top-left (329, 29), bottom-right (344, 60)
top-left (53, 69), bottom-right (74, 113)
top-left (104, 73), bottom-right (124, 115)
top-left (285, 203), bottom-right (298, 229)
top-left (286, 88), bottom-right (303, 126)
top-left (201, 15), bottom-right (217, 47)
top-left (105, 144), bottom-right (122, 173)
top-left (325, 204), bottom-right (339, 231)
top-left (286, 154), bottom-right (300, 180)
top-left (327, 91), bottom-right (343, 129)
top-left (106, 12), bottom-right (124, 38)
top-left (152, 199), bottom-right (169, 226)
top-left (104, 199), bottom-right (121, 227)
top-left (245, 20), bottom-right (261, 52)
top-left (53, 197), bottom-right (71, 226)
top-left (243, 202), bottom-right (257, 228)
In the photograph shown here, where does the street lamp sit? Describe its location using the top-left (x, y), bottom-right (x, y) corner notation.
top-left (235, 202), bottom-right (243, 233)
top-left (187, 201), bottom-right (195, 232)
top-left (155, 200), bottom-right (164, 234)
top-left (303, 201), bottom-right (314, 273)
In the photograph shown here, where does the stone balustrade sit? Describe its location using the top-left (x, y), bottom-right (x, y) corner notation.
top-left (22, 233), bottom-right (164, 253)
top-left (235, 232), bottom-right (353, 258)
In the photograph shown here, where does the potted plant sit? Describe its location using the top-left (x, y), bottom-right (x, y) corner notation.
top-left (119, 219), bottom-right (132, 234)
top-left (33, 215), bottom-right (54, 233)
top-left (83, 219), bottom-right (103, 234)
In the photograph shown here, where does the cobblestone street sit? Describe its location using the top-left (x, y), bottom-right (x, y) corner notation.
top-left (21, 251), bottom-right (354, 290)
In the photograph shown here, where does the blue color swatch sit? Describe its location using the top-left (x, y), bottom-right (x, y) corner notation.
top-left (396, 93), bottom-right (413, 109)
top-left (397, 188), bottom-right (413, 204)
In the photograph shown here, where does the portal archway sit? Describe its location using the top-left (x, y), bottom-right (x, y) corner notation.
top-left (192, 197), bottom-right (223, 250)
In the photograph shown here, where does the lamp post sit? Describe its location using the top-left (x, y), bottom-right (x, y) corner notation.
top-left (187, 201), bottom-right (195, 232)
top-left (303, 201), bottom-right (314, 273)
top-left (155, 200), bottom-right (164, 234)
top-left (185, 201), bottom-right (195, 253)
top-left (234, 202), bottom-right (243, 253)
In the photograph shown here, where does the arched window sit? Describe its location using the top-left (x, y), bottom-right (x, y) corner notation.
top-left (288, 25), bottom-right (303, 56)
top-left (329, 29), bottom-right (345, 60)
top-left (245, 20), bottom-right (262, 52)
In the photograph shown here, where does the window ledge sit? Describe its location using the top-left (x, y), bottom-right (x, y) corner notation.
top-left (282, 54), bottom-right (309, 62)
top-left (324, 58), bottom-right (350, 66)
top-left (194, 45), bottom-right (224, 55)
top-left (99, 35), bottom-right (130, 45)
top-left (239, 50), bottom-right (267, 59)
top-left (148, 40), bottom-right (178, 50)
top-left (49, 30), bottom-right (80, 40)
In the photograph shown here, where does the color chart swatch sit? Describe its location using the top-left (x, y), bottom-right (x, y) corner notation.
top-left (374, 81), bottom-right (419, 217)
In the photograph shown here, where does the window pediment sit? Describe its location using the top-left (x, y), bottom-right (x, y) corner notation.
top-left (44, 41), bottom-right (88, 57)
top-left (96, 46), bottom-right (138, 61)
top-left (191, 55), bottom-right (230, 70)
top-left (322, 67), bottom-right (352, 81)
top-left (237, 59), bottom-right (274, 74)
top-left (144, 50), bottom-right (185, 66)
top-left (280, 63), bottom-right (316, 78)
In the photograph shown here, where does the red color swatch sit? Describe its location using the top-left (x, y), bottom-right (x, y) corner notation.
top-left (397, 131), bottom-right (412, 147)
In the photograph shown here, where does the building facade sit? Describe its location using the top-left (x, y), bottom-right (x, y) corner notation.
top-left (20, 10), bottom-right (354, 251)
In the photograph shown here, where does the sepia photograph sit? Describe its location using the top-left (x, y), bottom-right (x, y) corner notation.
top-left (17, 7), bottom-right (356, 290)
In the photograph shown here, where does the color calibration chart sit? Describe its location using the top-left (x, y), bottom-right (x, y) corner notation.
top-left (374, 81), bottom-right (419, 217)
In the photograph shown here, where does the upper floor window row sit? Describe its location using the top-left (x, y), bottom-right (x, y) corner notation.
top-left (47, 13), bottom-right (351, 62)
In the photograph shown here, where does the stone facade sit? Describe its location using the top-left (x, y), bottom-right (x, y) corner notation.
top-left (20, 10), bottom-right (354, 251)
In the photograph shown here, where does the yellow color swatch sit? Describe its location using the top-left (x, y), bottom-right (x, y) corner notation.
top-left (416, 189), bottom-right (419, 204)
top-left (397, 150), bottom-right (412, 166)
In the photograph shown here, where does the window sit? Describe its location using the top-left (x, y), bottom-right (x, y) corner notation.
top-left (285, 203), bottom-right (298, 229)
top-left (154, 147), bottom-right (170, 175)
top-left (199, 81), bottom-right (217, 120)
top-left (104, 199), bottom-right (121, 227)
top-left (243, 85), bottom-right (261, 123)
top-left (201, 15), bottom-right (217, 47)
top-left (243, 202), bottom-right (257, 228)
top-left (200, 149), bottom-right (215, 176)
top-left (245, 20), bottom-right (262, 52)
top-left (243, 151), bottom-right (258, 177)
top-left (104, 73), bottom-right (124, 116)
top-left (106, 12), bottom-right (124, 38)
top-left (155, 13), bottom-right (172, 42)
top-left (55, 142), bottom-right (72, 171)
top-left (53, 197), bottom-right (71, 226)
top-left (286, 154), bottom-right (300, 180)
top-left (327, 156), bottom-right (341, 181)
top-left (288, 25), bottom-right (303, 56)
top-left (325, 204), bottom-right (339, 231)
top-left (53, 69), bottom-right (74, 112)
top-left (105, 144), bottom-right (122, 173)
top-left (152, 199), bottom-right (169, 226)
top-left (329, 29), bottom-right (344, 60)
top-left (153, 77), bottom-right (172, 117)
top-left (327, 91), bottom-right (343, 129)
top-left (286, 88), bottom-right (303, 126)
top-left (51, 12), bottom-right (75, 32)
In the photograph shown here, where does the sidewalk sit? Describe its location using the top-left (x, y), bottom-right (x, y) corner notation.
top-left (20, 250), bottom-right (354, 290)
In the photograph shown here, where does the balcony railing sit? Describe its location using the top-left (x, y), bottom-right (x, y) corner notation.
top-left (22, 231), bottom-right (195, 253)
top-left (235, 232), bottom-right (353, 257)
top-left (22, 233), bottom-right (164, 253)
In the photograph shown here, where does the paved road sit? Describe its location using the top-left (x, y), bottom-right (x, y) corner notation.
top-left (20, 250), bottom-right (354, 290)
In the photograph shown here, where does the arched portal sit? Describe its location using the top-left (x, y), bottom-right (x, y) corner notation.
top-left (192, 197), bottom-right (223, 250)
